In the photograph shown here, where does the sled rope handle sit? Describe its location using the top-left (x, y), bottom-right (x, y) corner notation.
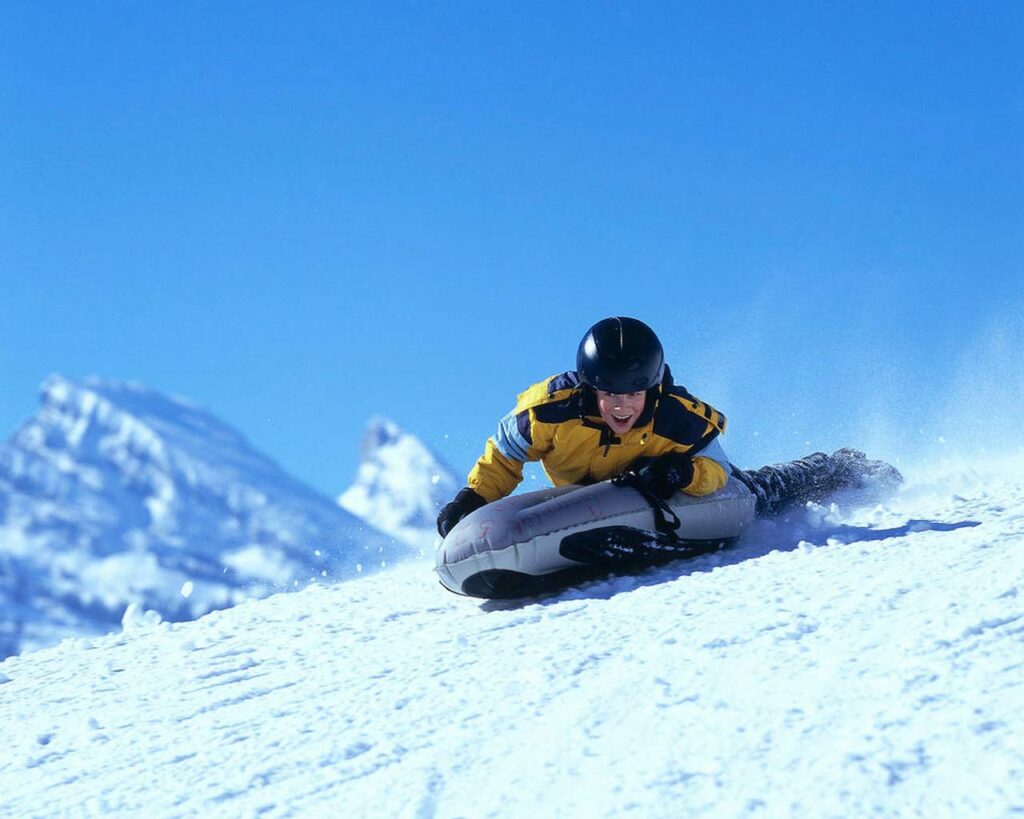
top-left (611, 472), bottom-right (682, 541)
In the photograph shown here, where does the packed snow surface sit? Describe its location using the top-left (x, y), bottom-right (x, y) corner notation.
top-left (1, 455), bottom-right (1022, 817)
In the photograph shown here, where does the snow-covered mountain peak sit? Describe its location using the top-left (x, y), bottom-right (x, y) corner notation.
top-left (38, 374), bottom-right (206, 441)
top-left (339, 416), bottom-right (459, 551)
top-left (0, 376), bottom-right (407, 659)
top-left (362, 415), bottom-right (404, 453)
top-left (25, 374), bottom-right (279, 480)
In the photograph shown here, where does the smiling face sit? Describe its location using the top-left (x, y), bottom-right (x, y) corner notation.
top-left (595, 389), bottom-right (646, 434)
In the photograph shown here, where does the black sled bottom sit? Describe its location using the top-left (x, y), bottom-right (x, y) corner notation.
top-left (560, 525), bottom-right (735, 567)
top-left (457, 526), bottom-right (736, 600)
top-left (460, 567), bottom-right (599, 600)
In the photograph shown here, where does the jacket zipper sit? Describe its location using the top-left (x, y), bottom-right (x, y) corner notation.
top-left (601, 428), bottom-right (620, 457)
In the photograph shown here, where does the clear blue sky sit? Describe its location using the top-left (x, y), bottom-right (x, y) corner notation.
top-left (2, 2), bottom-right (1022, 495)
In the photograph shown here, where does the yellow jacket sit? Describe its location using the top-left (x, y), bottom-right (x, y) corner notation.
top-left (468, 368), bottom-right (729, 502)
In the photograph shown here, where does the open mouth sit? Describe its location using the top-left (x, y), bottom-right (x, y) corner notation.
top-left (611, 413), bottom-right (633, 424)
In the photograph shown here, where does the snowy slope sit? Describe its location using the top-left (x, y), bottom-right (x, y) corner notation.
top-left (1, 453), bottom-right (1022, 817)
top-left (0, 376), bottom-right (407, 659)
top-left (338, 415), bottom-right (459, 553)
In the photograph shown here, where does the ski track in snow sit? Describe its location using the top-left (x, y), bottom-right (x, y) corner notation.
top-left (1, 459), bottom-right (1023, 817)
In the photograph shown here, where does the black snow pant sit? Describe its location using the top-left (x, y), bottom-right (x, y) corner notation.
top-left (733, 452), bottom-right (858, 517)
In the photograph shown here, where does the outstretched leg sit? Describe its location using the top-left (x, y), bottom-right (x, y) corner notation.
top-left (735, 448), bottom-right (902, 516)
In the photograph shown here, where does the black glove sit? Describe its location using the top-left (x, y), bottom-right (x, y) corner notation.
top-left (634, 452), bottom-right (695, 499)
top-left (437, 487), bottom-right (488, 538)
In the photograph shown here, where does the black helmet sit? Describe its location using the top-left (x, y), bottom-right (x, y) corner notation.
top-left (576, 317), bottom-right (665, 393)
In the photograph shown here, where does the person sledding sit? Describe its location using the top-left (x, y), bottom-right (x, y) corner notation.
top-left (437, 316), bottom-right (901, 539)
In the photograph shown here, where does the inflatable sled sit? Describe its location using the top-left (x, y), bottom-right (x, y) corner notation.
top-left (435, 475), bottom-right (757, 599)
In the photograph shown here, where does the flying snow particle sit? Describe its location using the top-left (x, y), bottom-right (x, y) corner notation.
top-left (180, 581), bottom-right (194, 599)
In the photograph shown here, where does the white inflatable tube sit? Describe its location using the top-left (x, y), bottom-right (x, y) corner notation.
top-left (436, 476), bottom-right (756, 598)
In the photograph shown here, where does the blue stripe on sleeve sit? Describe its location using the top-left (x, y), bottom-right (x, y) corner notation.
top-left (494, 410), bottom-right (532, 462)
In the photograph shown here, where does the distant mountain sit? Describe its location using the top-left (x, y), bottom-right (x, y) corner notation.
top-left (338, 416), bottom-right (460, 553)
top-left (0, 376), bottom-right (410, 659)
